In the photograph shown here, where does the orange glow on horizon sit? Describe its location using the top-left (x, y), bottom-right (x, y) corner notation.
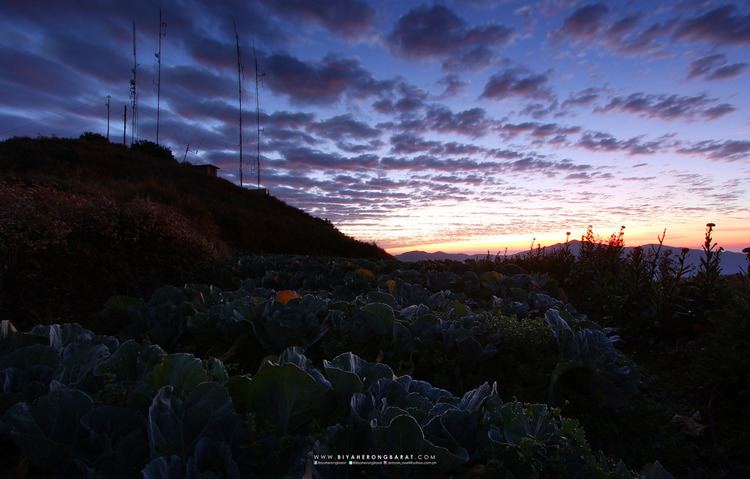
top-left (384, 224), bottom-right (750, 256)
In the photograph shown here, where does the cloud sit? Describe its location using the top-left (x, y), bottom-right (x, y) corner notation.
top-left (480, 68), bottom-right (554, 101)
top-left (497, 121), bottom-right (580, 141)
top-left (387, 4), bottom-right (514, 70)
top-left (311, 114), bottom-right (380, 141)
top-left (576, 131), bottom-right (676, 155)
top-left (437, 74), bottom-right (468, 98)
top-left (166, 66), bottom-right (237, 100)
top-left (674, 5), bottom-right (750, 45)
top-left (561, 87), bottom-right (603, 108)
top-left (389, 132), bottom-right (441, 155)
top-left (556, 3), bottom-right (610, 40)
top-left (423, 105), bottom-right (492, 137)
top-left (276, 144), bottom-right (379, 170)
top-left (554, 6), bottom-right (674, 57)
top-left (604, 18), bottom-right (675, 55)
top-left (263, 53), bottom-right (394, 105)
top-left (687, 54), bottom-right (748, 80)
top-left (597, 92), bottom-right (736, 120)
top-left (677, 140), bottom-right (750, 162)
top-left (258, 0), bottom-right (374, 38)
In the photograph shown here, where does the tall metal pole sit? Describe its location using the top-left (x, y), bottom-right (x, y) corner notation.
top-left (130, 21), bottom-right (137, 145)
top-left (123, 105), bottom-right (127, 146)
top-left (155, 8), bottom-right (166, 145)
top-left (234, 20), bottom-right (243, 188)
top-left (106, 95), bottom-right (111, 141)
top-left (253, 46), bottom-right (263, 189)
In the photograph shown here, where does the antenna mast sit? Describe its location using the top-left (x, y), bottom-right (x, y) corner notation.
top-left (234, 20), bottom-right (244, 188)
top-left (123, 105), bottom-right (127, 145)
top-left (155, 8), bottom-right (166, 145)
top-left (105, 95), bottom-right (111, 141)
top-left (253, 45), bottom-right (264, 189)
top-left (130, 21), bottom-right (138, 145)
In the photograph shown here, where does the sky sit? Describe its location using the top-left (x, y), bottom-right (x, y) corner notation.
top-left (1, 0), bottom-right (749, 254)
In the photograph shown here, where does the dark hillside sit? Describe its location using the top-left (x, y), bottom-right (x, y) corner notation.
top-left (0, 134), bottom-right (389, 326)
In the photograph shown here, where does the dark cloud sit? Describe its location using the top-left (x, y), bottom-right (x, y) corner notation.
top-left (184, 35), bottom-right (235, 70)
top-left (394, 83), bottom-right (429, 114)
top-left (677, 140), bottom-right (750, 162)
top-left (597, 92), bottom-right (736, 120)
top-left (497, 121), bottom-right (580, 141)
top-left (605, 18), bottom-right (675, 55)
top-left (0, 45), bottom-right (85, 97)
top-left (263, 53), bottom-right (394, 105)
top-left (565, 172), bottom-right (592, 181)
top-left (167, 65), bottom-right (236, 100)
top-left (561, 87), bottom-right (602, 109)
top-left (262, 111), bottom-right (316, 129)
top-left (437, 142), bottom-right (484, 156)
top-left (310, 114), bottom-right (380, 141)
top-left (520, 101), bottom-right (560, 119)
top-left (554, 6), bottom-right (675, 56)
top-left (423, 105), bottom-right (492, 137)
top-left (557, 3), bottom-right (610, 39)
top-left (335, 139), bottom-right (384, 153)
top-left (276, 144), bottom-right (379, 170)
top-left (387, 5), bottom-right (514, 70)
top-left (480, 68), bottom-right (554, 101)
top-left (258, 0), bottom-right (374, 38)
top-left (437, 74), bottom-right (468, 98)
top-left (674, 5), bottom-right (750, 45)
top-left (604, 13), bottom-right (643, 40)
top-left (389, 132), bottom-right (441, 155)
top-left (687, 54), bottom-right (748, 80)
top-left (577, 131), bottom-right (676, 155)
top-left (621, 176), bottom-right (656, 181)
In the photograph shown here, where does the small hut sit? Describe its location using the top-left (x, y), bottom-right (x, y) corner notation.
top-left (191, 163), bottom-right (220, 177)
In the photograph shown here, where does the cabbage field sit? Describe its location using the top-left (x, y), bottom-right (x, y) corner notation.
top-left (1, 255), bottom-right (677, 478)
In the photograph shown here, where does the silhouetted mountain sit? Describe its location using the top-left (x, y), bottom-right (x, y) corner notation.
top-left (527, 240), bottom-right (747, 276)
top-left (396, 240), bottom-right (747, 276)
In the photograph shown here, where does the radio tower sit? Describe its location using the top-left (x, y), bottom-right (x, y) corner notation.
top-left (129, 21), bottom-right (138, 145)
top-left (234, 20), bottom-right (244, 188)
top-left (123, 105), bottom-right (127, 145)
top-left (105, 95), bottom-right (111, 141)
top-left (253, 45), bottom-right (264, 189)
top-left (155, 8), bottom-right (166, 145)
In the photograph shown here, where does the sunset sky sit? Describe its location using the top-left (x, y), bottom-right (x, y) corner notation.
top-left (1, 0), bottom-right (748, 254)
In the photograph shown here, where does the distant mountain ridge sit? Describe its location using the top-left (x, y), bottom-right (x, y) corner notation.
top-left (395, 240), bottom-right (748, 276)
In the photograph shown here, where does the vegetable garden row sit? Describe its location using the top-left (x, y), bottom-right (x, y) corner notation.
top-left (0, 255), bottom-right (671, 478)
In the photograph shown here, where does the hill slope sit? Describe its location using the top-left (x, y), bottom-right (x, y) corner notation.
top-left (0, 134), bottom-right (389, 325)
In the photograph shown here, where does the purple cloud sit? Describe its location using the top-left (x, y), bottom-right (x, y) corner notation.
top-left (263, 53), bottom-right (394, 105)
top-left (480, 68), bottom-right (555, 101)
top-left (577, 131), bottom-right (676, 155)
top-left (389, 132), bottom-right (441, 155)
top-left (597, 92), bottom-right (736, 120)
top-left (677, 140), bottom-right (750, 162)
top-left (437, 74), bottom-right (468, 98)
top-left (557, 3), bottom-right (610, 39)
top-left (687, 54), bottom-right (748, 80)
top-left (258, 0), bottom-right (374, 38)
top-left (561, 87), bottom-right (603, 108)
top-left (387, 5), bottom-right (513, 70)
top-left (674, 5), bottom-right (750, 45)
top-left (310, 114), bottom-right (380, 141)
